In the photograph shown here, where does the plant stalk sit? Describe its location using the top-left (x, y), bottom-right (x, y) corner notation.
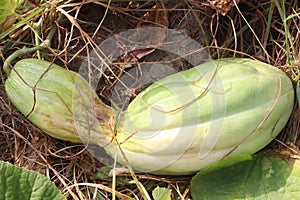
top-left (3, 14), bottom-right (60, 76)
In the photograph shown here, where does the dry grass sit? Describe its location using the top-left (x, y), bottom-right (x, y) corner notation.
top-left (1, 0), bottom-right (300, 199)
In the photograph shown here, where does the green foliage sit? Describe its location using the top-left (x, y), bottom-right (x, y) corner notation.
top-left (191, 152), bottom-right (300, 200)
top-left (95, 165), bottom-right (131, 184)
top-left (152, 186), bottom-right (172, 200)
top-left (0, 0), bottom-right (22, 24)
top-left (0, 161), bottom-right (66, 200)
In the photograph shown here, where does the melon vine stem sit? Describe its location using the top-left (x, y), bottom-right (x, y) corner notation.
top-left (3, 14), bottom-right (61, 76)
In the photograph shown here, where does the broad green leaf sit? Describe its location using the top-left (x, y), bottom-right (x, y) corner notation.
top-left (0, 0), bottom-right (22, 24)
top-left (0, 3), bottom-right (51, 39)
top-left (191, 152), bottom-right (300, 200)
top-left (0, 161), bottom-right (66, 200)
top-left (152, 186), bottom-right (172, 200)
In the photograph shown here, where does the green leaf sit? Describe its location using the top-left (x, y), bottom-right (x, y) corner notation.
top-left (0, 0), bottom-right (22, 24)
top-left (191, 152), bottom-right (300, 200)
top-left (95, 165), bottom-right (114, 179)
top-left (0, 3), bottom-right (51, 39)
top-left (95, 165), bottom-right (131, 184)
top-left (0, 161), bottom-right (66, 200)
top-left (152, 186), bottom-right (172, 200)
